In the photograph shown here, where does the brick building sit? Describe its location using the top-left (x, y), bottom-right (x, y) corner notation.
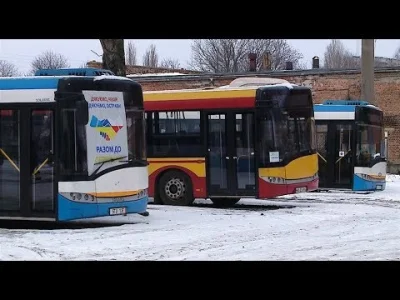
top-left (86, 61), bottom-right (400, 173)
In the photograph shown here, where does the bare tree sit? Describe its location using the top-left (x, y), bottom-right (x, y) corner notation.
top-left (189, 39), bottom-right (303, 73)
top-left (125, 41), bottom-right (137, 66)
top-left (295, 61), bottom-right (309, 70)
top-left (190, 39), bottom-right (249, 72)
top-left (99, 39), bottom-right (126, 76)
top-left (0, 60), bottom-right (19, 77)
top-left (323, 39), bottom-right (359, 69)
top-left (142, 44), bottom-right (158, 67)
top-left (394, 46), bottom-right (400, 60)
top-left (30, 50), bottom-right (70, 74)
top-left (160, 57), bottom-right (180, 69)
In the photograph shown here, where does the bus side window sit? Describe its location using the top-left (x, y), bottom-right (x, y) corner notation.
top-left (150, 111), bottom-right (202, 157)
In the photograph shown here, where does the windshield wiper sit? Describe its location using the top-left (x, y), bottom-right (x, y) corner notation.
top-left (91, 155), bottom-right (127, 178)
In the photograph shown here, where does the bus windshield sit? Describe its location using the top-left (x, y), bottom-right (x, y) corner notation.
top-left (356, 124), bottom-right (385, 167)
top-left (59, 90), bottom-right (147, 179)
top-left (258, 107), bottom-right (315, 166)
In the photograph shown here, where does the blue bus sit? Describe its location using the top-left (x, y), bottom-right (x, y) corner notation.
top-left (314, 100), bottom-right (387, 192)
top-left (0, 72), bottom-right (149, 221)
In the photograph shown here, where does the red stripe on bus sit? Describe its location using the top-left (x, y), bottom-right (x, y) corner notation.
top-left (144, 97), bottom-right (255, 111)
top-left (0, 110), bottom-right (51, 116)
top-left (0, 110), bottom-right (13, 116)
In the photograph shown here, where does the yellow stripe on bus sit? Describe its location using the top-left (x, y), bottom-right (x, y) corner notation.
top-left (148, 158), bottom-right (206, 177)
top-left (144, 89), bottom-right (256, 101)
top-left (87, 190), bottom-right (141, 198)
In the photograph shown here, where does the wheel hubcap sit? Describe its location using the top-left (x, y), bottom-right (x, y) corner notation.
top-left (165, 178), bottom-right (186, 199)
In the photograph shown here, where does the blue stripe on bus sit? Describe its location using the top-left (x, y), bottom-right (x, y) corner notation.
top-left (57, 194), bottom-right (149, 221)
top-left (353, 174), bottom-right (386, 191)
top-left (0, 78), bottom-right (60, 90)
top-left (314, 104), bottom-right (356, 113)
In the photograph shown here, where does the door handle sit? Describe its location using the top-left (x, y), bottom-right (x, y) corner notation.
top-left (226, 156), bottom-right (230, 160)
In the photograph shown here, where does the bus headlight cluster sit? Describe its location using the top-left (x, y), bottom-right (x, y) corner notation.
top-left (139, 188), bottom-right (148, 197)
top-left (69, 192), bottom-right (96, 202)
top-left (264, 177), bottom-right (286, 184)
top-left (357, 173), bottom-right (383, 182)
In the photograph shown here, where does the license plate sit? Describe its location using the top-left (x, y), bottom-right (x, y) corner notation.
top-left (109, 207), bottom-right (127, 215)
top-left (295, 187), bottom-right (307, 193)
top-left (376, 185), bottom-right (382, 190)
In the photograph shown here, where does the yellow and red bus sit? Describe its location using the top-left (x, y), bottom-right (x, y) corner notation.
top-left (143, 78), bottom-right (318, 207)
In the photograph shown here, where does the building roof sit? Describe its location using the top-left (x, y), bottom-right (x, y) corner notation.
top-left (86, 60), bottom-right (202, 76)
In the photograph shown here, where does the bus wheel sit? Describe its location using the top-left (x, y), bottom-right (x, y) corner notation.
top-left (210, 198), bottom-right (239, 208)
top-left (152, 194), bottom-right (163, 205)
top-left (158, 170), bottom-right (194, 206)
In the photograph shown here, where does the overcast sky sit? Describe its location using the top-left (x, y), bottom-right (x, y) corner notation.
top-left (1, 39), bottom-right (399, 74)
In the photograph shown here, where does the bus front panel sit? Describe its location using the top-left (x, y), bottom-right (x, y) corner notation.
top-left (256, 86), bottom-right (318, 198)
top-left (56, 78), bottom-right (148, 221)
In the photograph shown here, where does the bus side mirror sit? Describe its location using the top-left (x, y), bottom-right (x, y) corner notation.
top-left (77, 99), bottom-right (89, 125)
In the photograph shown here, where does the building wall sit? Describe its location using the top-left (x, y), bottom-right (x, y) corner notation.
top-left (86, 60), bottom-right (201, 75)
top-left (132, 67), bottom-right (400, 173)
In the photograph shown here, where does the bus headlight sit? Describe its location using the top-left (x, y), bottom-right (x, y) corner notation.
top-left (264, 177), bottom-right (286, 184)
top-left (67, 192), bottom-right (95, 202)
top-left (139, 188), bottom-right (148, 197)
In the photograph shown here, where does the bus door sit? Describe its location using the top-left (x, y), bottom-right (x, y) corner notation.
top-left (316, 121), bottom-right (354, 189)
top-left (0, 106), bottom-right (56, 220)
top-left (205, 111), bottom-right (256, 197)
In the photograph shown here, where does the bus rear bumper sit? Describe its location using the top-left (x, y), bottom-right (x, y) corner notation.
top-left (57, 194), bottom-right (149, 221)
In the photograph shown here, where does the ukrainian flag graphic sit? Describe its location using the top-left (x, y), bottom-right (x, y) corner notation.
top-left (90, 115), bottom-right (123, 141)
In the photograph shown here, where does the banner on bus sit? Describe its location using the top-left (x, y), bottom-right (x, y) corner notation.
top-left (83, 90), bottom-right (128, 176)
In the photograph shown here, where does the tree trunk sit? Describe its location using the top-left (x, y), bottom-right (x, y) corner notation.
top-left (99, 39), bottom-right (126, 76)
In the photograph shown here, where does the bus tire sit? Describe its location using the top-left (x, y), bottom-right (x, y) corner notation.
top-left (158, 170), bottom-right (194, 206)
top-left (210, 198), bottom-right (240, 208)
top-left (152, 193), bottom-right (163, 205)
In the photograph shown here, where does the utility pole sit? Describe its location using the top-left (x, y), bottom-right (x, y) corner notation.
top-left (361, 39), bottom-right (375, 105)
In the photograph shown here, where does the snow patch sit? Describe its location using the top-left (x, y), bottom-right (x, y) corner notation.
top-left (127, 73), bottom-right (185, 77)
top-left (263, 82), bottom-right (295, 89)
top-left (385, 174), bottom-right (400, 182)
top-left (93, 75), bottom-right (132, 81)
top-left (2, 178), bottom-right (400, 261)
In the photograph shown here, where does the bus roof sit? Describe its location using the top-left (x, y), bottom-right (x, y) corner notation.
top-left (314, 99), bottom-right (382, 121)
top-left (228, 77), bottom-right (291, 87)
top-left (34, 67), bottom-right (115, 77)
top-left (0, 74), bottom-right (133, 90)
top-left (314, 100), bottom-right (381, 113)
top-left (143, 82), bottom-right (300, 111)
top-left (144, 86), bottom-right (257, 111)
top-left (0, 75), bottom-right (139, 104)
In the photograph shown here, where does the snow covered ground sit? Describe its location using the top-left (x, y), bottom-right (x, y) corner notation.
top-left (2, 175), bottom-right (400, 261)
